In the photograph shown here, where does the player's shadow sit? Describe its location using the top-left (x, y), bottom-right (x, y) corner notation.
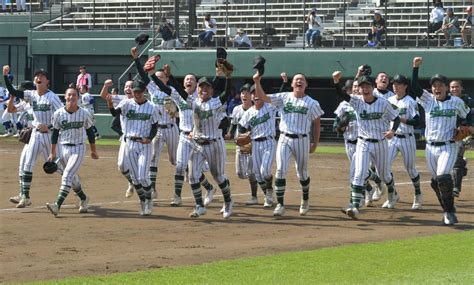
top-left (79, 205), bottom-right (195, 221)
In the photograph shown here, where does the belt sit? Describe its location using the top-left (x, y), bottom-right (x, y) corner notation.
top-left (346, 139), bottom-right (358, 145)
top-left (254, 136), bottom-right (274, 142)
top-left (195, 138), bottom-right (218, 145)
top-left (158, 124), bottom-right (174, 129)
top-left (63, 143), bottom-right (83, 147)
top-left (181, 131), bottom-right (191, 136)
top-left (428, 141), bottom-right (455, 146)
top-left (126, 136), bottom-right (143, 142)
top-left (394, 133), bottom-right (413, 138)
top-left (358, 136), bottom-right (382, 143)
top-left (283, 132), bottom-right (307, 139)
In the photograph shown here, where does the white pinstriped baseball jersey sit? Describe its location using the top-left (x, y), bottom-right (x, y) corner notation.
top-left (79, 92), bottom-right (95, 114)
top-left (334, 101), bottom-right (358, 141)
top-left (116, 99), bottom-right (160, 138)
top-left (267, 92), bottom-right (324, 134)
top-left (52, 107), bottom-right (93, 144)
top-left (350, 96), bottom-right (399, 140)
top-left (111, 94), bottom-right (127, 108)
top-left (231, 105), bottom-right (252, 139)
top-left (388, 95), bottom-right (419, 135)
top-left (417, 90), bottom-right (470, 142)
top-left (373, 89), bottom-right (395, 100)
top-left (239, 103), bottom-right (277, 139)
top-left (15, 101), bottom-right (34, 128)
top-left (169, 90), bottom-right (194, 132)
top-left (192, 97), bottom-right (223, 140)
top-left (22, 90), bottom-right (63, 127)
top-left (147, 81), bottom-right (177, 125)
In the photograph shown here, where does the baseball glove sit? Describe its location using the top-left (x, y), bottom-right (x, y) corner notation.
top-left (164, 96), bottom-right (178, 118)
top-left (18, 127), bottom-right (32, 144)
top-left (43, 161), bottom-right (58, 174)
top-left (236, 132), bottom-right (252, 154)
top-left (453, 126), bottom-right (471, 141)
top-left (144, 55), bottom-right (160, 73)
top-left (217, 58), bottom-right (234, 78)
top-left (334, 113), bottom-right (350, 134)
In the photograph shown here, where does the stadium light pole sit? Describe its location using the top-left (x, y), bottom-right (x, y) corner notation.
top-left (426, 0), bottom-right (430, 49)
top-left (384, 0), bottom-right (388, 49)
top-left (225, 0), bottom-right (229, 48)
top-left (92, 0), bottom-right (95, 29)
top-left (263, 0), bottom-right (268, 47)
top-left (303, 0), bottom-right (306, 49)
top-left (126, 0), bottom-right (129, 29)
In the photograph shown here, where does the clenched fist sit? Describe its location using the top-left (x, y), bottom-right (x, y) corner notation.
top-left (332, 71), bottom-right (342, 83)
top-left (3, 65), bottom-right (10, 76)
top-left (104, 79), bottom-right (113, 88)
top-left (413, 57), bottom-right (423, 68)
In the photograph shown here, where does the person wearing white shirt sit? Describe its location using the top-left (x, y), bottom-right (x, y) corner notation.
top-left (305, 8), bottom-right (323, 47)
top-left (198, 14), bottom-right (217, 47)
top-left (232, 28), bottom-right (252, 48)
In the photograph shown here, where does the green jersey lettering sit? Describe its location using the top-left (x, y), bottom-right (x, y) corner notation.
top-left (60, 120), bottom-right (84, 130)
top-left (32, 101), bottom-right (51, 112)
top-left (126, 110), bottom-right (152, 120)
top-left (283, 102), bottom-right (308, 114)
top-left (359, 110), bottom-right (383, 120)
top-left (249, 112), bottom-right (270, 127)
top-left (429, 107), bottom-right (456, 118)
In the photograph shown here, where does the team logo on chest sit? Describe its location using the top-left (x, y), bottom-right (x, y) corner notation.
top-left (283, 102), bottom-right (308, 114)
top-left (178, 101), bottom-right (192, 111)
top-left (126, 110), bottom-right (151, 120)
top-left (249, 112), bottom-right (270, 127)
top-left (32, 101), bottom-right (51, 112)
top-left (60, 120), bottom-right (83, 130)
top-left (398, 108), bottom-right (407, 115)
top-left (430, 106), bottom-right (456, 118)
top-left (347, 111), bottom-right (357, 121)
top-left (194, 106), bottom-right (212, 120)
top-left (359, 110), bottom-right (383, 120)
top-left (152, 97), bottom-right (164, 105)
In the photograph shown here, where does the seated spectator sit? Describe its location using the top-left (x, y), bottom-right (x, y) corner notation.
top-left (424, 0), bottom-right (444, 38)
top-left (461, 6), bottom-right (472, 47)
top-left (198, 14), bottom-right (217, 47)
top-left (231, 28), bottom-right (252, 48)
top-left (158, 17), bottom-right (176, 49)
top-left (439, 7), bottom-right (460, 46)
top-left (305, 8), bottom-right (323, 47)
top-left (365, 10), bottom-right (386, 48)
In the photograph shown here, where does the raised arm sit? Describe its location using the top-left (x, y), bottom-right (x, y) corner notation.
top-left (131, 47), bottom-right (150, 85)
top-left (168, 73), bottom-right (189, 100)
top-left (150, 74), bottom-right (172, 96)
top-left (6, 97), bottom-right (17, 113)
top-left (253, 71), bottom-right (271, 103)
top-left (332, 71), bottom-right (351, 101)
top-left (2, 66), bottom-right (24, 98)
top-left (100, 79), bottom-right (113, 100)
top-left (411, 57), bottom-right (423, 98)
top-left (218, 77), bottom-right (232, 104)
top-left (279, 72), bottom-right (291, 92)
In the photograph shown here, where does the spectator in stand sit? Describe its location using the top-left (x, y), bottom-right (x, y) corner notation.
top-left (461, 6), bottom-right (472, 47)
top-left (425, 0), bottom-right (445, 38)
top-left (365, 10), bottom-right (386, 48)
top-left (198, 14), bottom-right (217, 47)
top-left (2, 0), bottom-right (7, 12)
top-left (16, 0), bottom-right (26, 12)
top-left (76, 65), bottom-right (92, 90)
top-left (158, 17), bottom-right (176, 49)
top-left (439, 7), bottom-right (460, 46)
top-left (305, 8), bottom-right (323, 47)
top-left (231, 28), bottom-right (253, 48)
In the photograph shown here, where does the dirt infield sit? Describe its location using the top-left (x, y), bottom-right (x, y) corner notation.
top-left (0, 140), bottom-right (473, 283)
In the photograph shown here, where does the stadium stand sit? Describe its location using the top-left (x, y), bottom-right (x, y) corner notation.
top-left (30, 0), bottom-right (472, 48)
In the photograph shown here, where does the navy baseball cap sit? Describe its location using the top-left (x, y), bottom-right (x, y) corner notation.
top-left (132, 80), bottom-right (147, 92)
top-left (34, 69), bottom-right (49, 80)
top-left (250, 84), bottom-right (256, 93)
top-left (429, 74), bottom-right (448, 85)
top-left (198, 77), bottom-right (213, 87)
top-left (240, 83), bottom-right (251, 92)
top-left (391, 74), bottom-right (409, 85)
top-left (357, 75), bottom-right (374, 86)
top-left (344, 79), bottom-right (354, 90)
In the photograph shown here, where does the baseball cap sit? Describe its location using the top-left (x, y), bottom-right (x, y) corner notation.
top-left (429, 74), bottom-right (448, 85)
top-left (198, 77), bottom-right (213, 87)
top-left (240, 83), bottom-right (251, 92)
top-left (19, 81), bottom-right (35, 91)
top-left (34, 69), bottom-right (49, 80)
top-left (131, 80), bottom-right (147, 92)
top-left (237, 28), bottom-right (245, 34)
top-left (253, 55), bottom-right (266, 76)
top-left (250, 84), bottom-right (256, 93)
top-left (311, 8), bottom-right (317, 13)
top-left (357, 75), bottom-right (374, 86)
top-left (446, 7), bottom-right (454, 12)
top-left (374, 10), bottom-right (382, 15)
top-left (391, 74), bottom-right (409, 85)
top-left (343, 79), bottom-right (354, 91)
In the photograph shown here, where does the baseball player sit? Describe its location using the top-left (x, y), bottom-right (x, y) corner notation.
top-left (238, 84), bottom-right (277, 208)
top-left (132, 49), bottom-right (179, 197)
top-left (45, 87), bottom-right (99, 217)
top-left (225, 83), bottom-right (259, 205)
top-left (79, 84), bottom-right (101, 139)
top-left (449, 80), bottom-right (473, 197)
top-left (253, 71), bottom-right (324, 217)
top-left (373, 71), bottom-right (395, 99)
top-left (107, 79), bottom-right (161, 216)
top-left (3, 65), bottom-right (82, 208)
top-left (100, 79), bottom-right (135, 198)
top-left (411, 57), bottom-right (470, 225)
top-left (165, 69), bottom-right (216, 207)
top-left (333, 71), bottom-right (401, 219)
top-left (186, 68), bottom-right (234, 219)
top-left (333, 78), bottom-right (385, 207)
top-left (387, 74), bottom-right (423, 210)
top-left (6, 85), bottom-right (34, 204)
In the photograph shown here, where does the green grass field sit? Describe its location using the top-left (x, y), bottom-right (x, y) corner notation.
top-left (30, 230), bottom-right (474, 284)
